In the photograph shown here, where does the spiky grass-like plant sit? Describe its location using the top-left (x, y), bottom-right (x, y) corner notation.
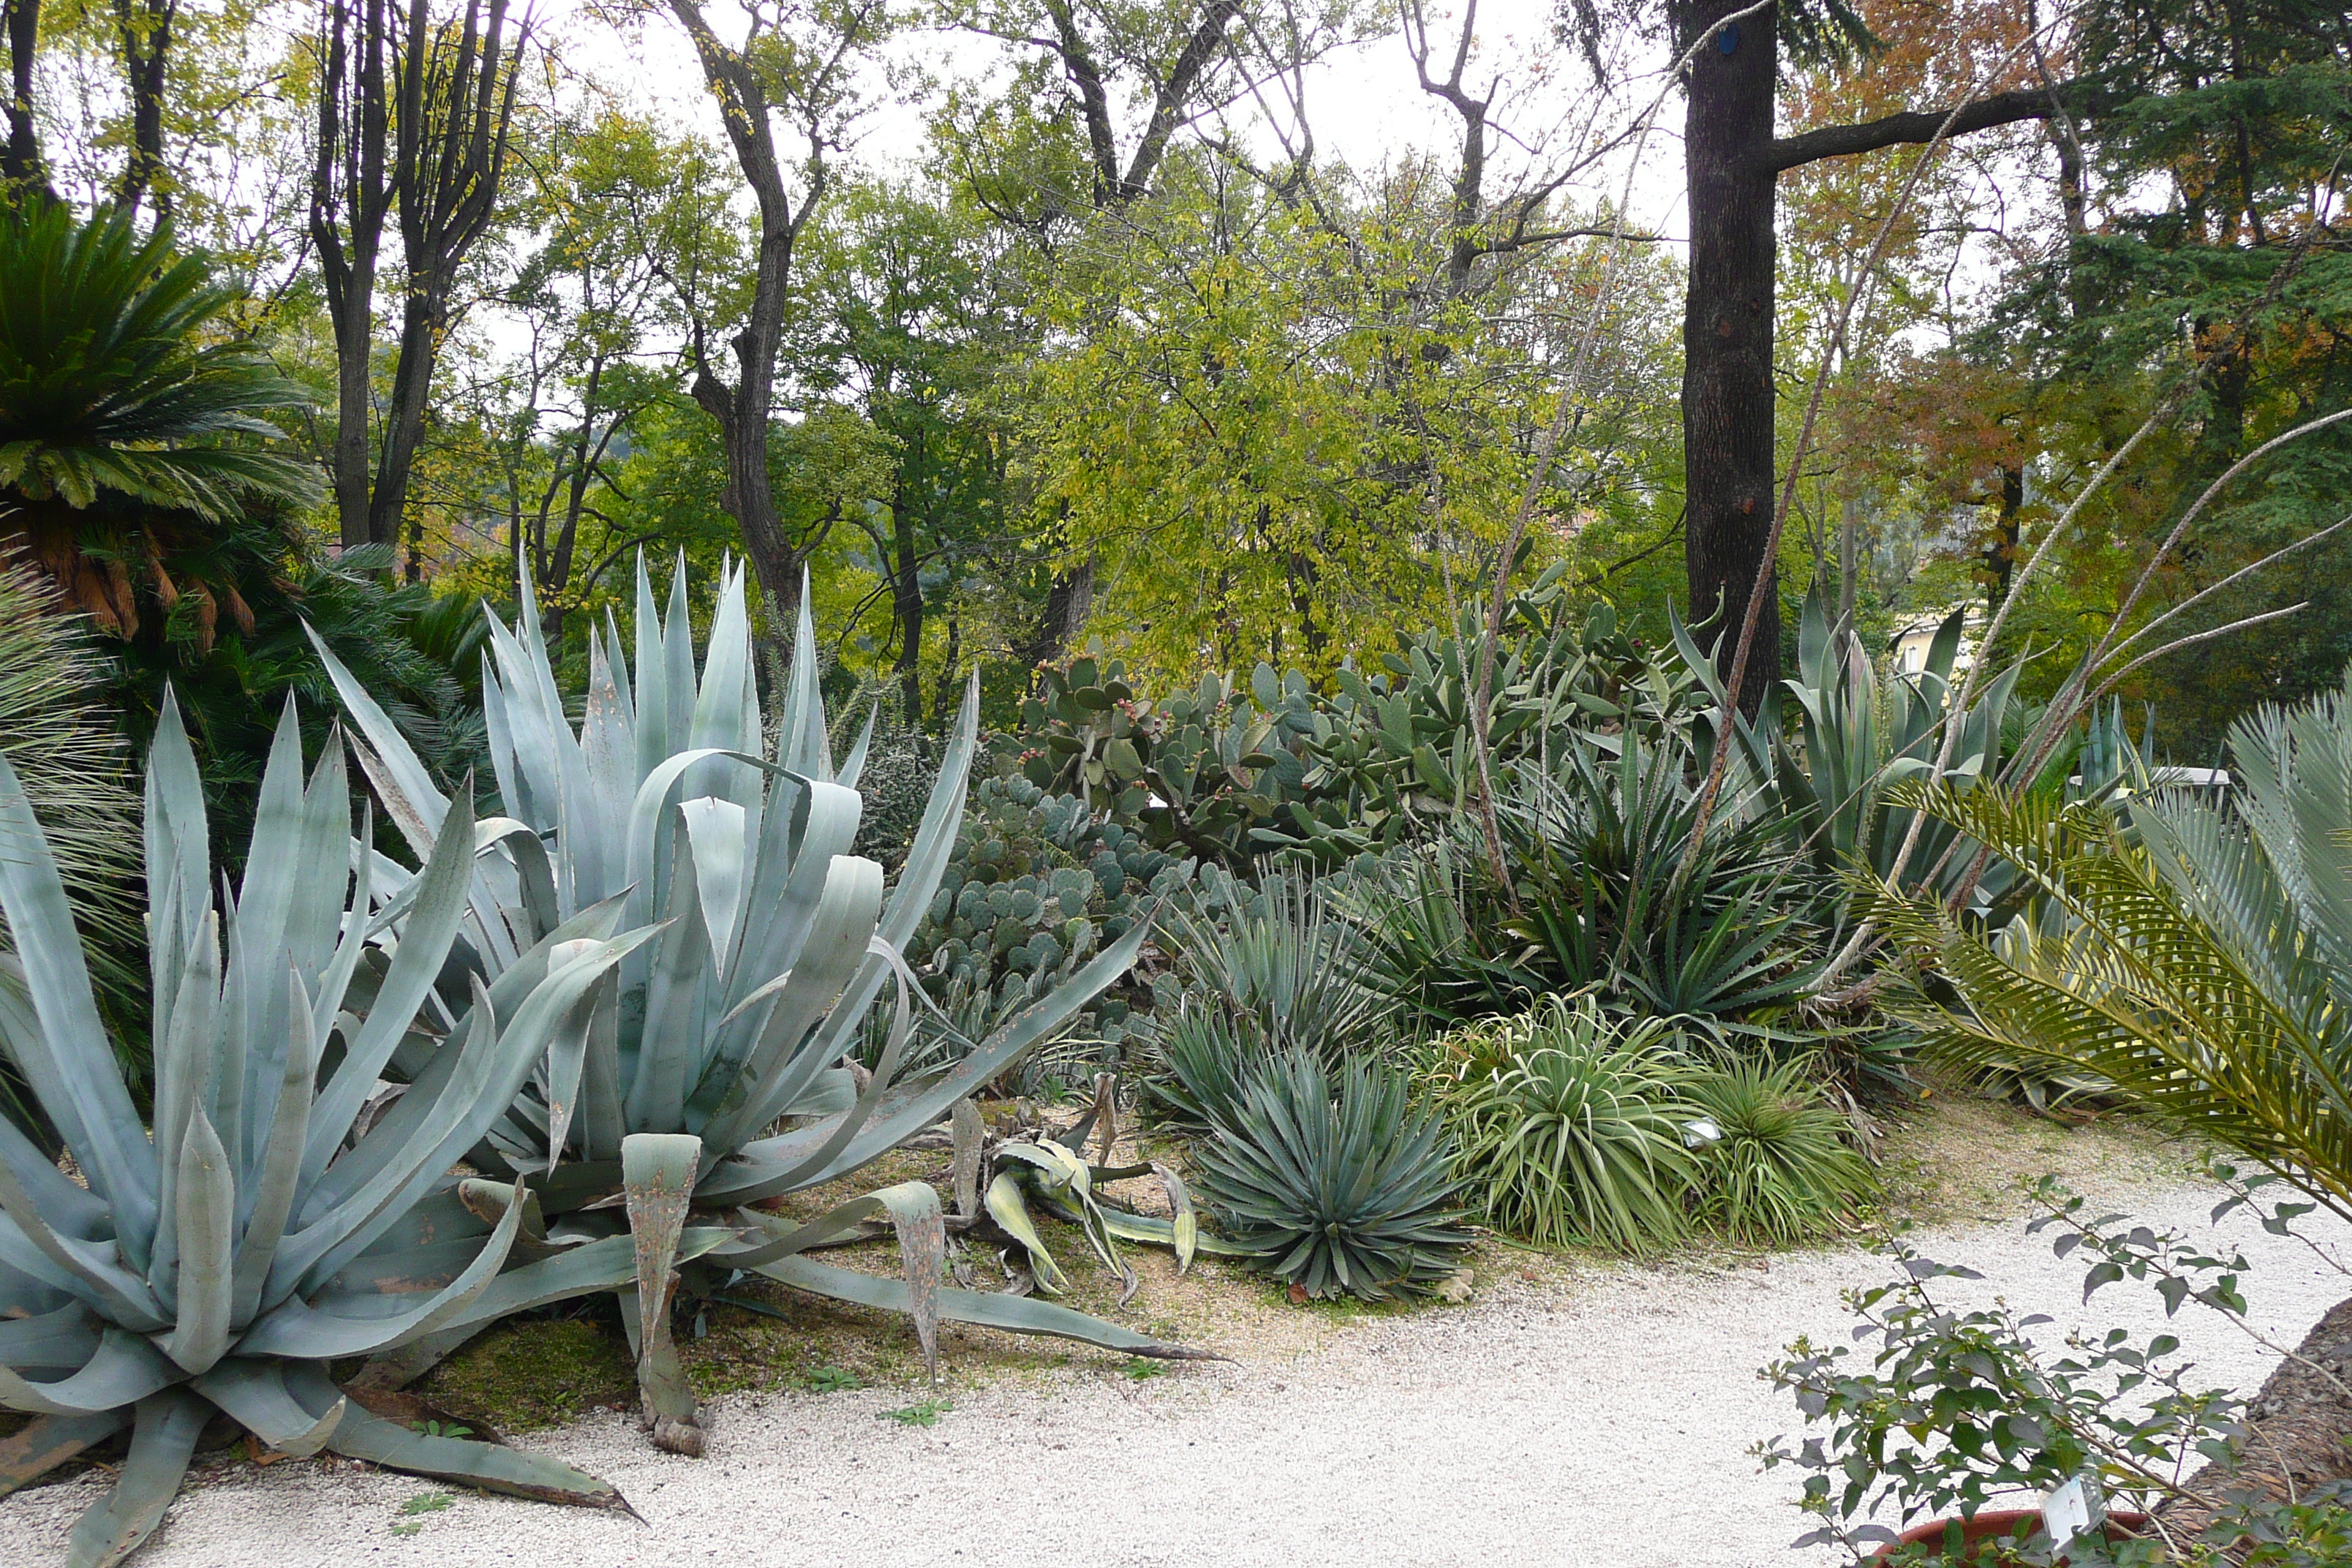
top-left (1430, 996), bottom-right (1703, 1254)
top-left (1685, 1058), bottom-right (1872, 1245)
top-left (1191, 1051), bottom-right (1468, 1301)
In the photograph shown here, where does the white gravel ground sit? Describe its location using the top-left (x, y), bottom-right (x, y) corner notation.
top-left (5, 1165), bottom-right (2347, 1568)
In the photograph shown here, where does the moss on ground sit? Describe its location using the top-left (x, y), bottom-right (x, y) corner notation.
top-left (418, 1317), bottom-right (637, 1433)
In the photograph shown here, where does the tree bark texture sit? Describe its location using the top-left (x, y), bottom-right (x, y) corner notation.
top-left (1681, 0), bottom-right (1782, 714)
top-left (3, 0), bottom-right (44, 194)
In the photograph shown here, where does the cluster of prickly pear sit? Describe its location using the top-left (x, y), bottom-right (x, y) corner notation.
top-left (1011, 580), bottom-right (1709, 877)
top-left (1018, 655), bottom-right (1357, 870)
top-left (910, 772), bottom-right (1200, 1048)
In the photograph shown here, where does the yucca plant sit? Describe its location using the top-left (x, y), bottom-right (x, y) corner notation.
top-left (0, 691), bottom-right (676, 1567)
top-left (1685, 1058), bottom-right (1872, 1245)
top-left (1191, 1050), bottom-right (1468, 1301)
top-left (1872, 672), bottom-right (2352, 1216)
top-left (313, 555), bottom-right (1176, 1455)
top-left (1428, 996), bottom-right (1705, 1254)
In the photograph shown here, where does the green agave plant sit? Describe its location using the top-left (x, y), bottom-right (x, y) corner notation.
top-left (0, 692), bottom-right (672, 1567)
top-left (1191, 1051), bottom-right (1469, 1302)
top-left (313, 556), bottom-right (1175, 1455)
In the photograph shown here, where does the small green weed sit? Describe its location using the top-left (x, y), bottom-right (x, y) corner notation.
top-left (1123, 1360), bottom-right (1167, 1381)
top-left (807, 1365), bottom-right (862, 1393)
top-left (391, 1521), bottom-right (422, 1538)
top-left (878, 1398), bottom-right (951, 1428)
top-left (397, 1491), bottom-right (453, 1516)
top-left (407, 1420), bottom-right (472, 1439)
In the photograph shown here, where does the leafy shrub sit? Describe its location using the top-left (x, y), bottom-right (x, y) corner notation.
top-left (1191, 1050), bottom-right (1469, 1301)
top-left (1685, 1058), bottom-right (1872, 1245)
top-left (1427, 996), bottom-right (1705, 1254)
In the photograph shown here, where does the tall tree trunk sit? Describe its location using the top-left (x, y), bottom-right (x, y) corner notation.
top-left (111, 0), bottom-right (173, 213)
top-left (1682, 0), bottom-right (1782, 715)
top-left (3, 0), bottom-right (45, 193)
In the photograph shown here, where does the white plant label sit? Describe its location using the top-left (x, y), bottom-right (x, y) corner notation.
top-left (2040, 1474), bottom-right (2100, 1551)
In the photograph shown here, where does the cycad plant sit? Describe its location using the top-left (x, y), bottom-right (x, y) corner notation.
top-left (1872, 673), bottom-right (2352, 1213)
top-left (0, 200), bottom-right (317, 638)
top-left (314, 557), bottom-right (1172, 1455)
top-left (0, 694), bottom-right (663, 1567)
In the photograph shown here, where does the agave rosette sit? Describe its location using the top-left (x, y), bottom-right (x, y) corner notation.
top-left (0, 693), bottom-right (684, 1566)
top-left (314, 557), bottom-right (1183, 1452)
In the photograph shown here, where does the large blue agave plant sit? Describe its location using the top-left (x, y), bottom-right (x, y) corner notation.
top-left (313, 557), bottom-right (1187, 1455)
top-left (0, 693), bottom-right (679, 1566)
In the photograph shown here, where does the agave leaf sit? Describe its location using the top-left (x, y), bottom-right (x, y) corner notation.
top-left (475, 818), bottom-right (559, 948)
top-left (780, 919), bottom-right (1156, 1196)
top-left (621, 1132), bottom-right (701, 1452)
top-left (984, 1171), bottom-right (1069, 1295)
top-left (0, 1024), bottom-right (110, 1241)
top-left (0, 1409), bottom-right (124, 1501)
top-left (288, 932), bottom-right (658, 1297)
top-left (0, 1304), bottom-right (102, 1371)
top-left (0, 1328), bottom-right (178, 1417)
top-left (721, 1183), bottom-right (945, 1382)
top-left (235, 1179), bottom-right (529, 1360)
top-left (753, 1254), bottom-right (1215, 1360)
top-left (679, 796), bottom-right (750, 981)
top-left (320, 896), bottom-right (633, 1211)
top-left (189, 1358), bottom-right (344, 1458)
top-left (409, 1226), bottom-right (734, 1344)
top-left (283, 1362), bottom-right (625, 1508)
top-left (304, 781), bottom-right (479, 1184)
top-left (230, 968), bottom-right (315, 1326)
top-left (62, 1387), bottom-right (206, 1568)
top-left (304, 624), bottom-right (451, 843)
top-left (951, 1100), bottom-right (984, 1218)
top-left (693, 859), bottom-right (884, 1154)
top-left (0, 1143), bottom-right (167, 1333)
top-left (626, 828), bottom-right (711, 1136)
top-left (161, 1107), bottom-right (233, 1375)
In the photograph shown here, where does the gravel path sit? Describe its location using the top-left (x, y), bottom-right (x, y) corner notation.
top-left (6, 1166), bottom-right (2346, 1567)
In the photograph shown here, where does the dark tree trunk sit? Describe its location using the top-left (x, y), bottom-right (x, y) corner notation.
top-left (3, 0), bottom-right (45, 194)
top-left (111, 0), bottom-right (173, 213)
top-left (1682, 0), bottom-right (1782, 715)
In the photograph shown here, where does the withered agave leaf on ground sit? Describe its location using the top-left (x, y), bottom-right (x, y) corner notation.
top-left (313, 554), bottom-right (1178, 1456)
top-left (0, 690), bottom-right (671, 1568)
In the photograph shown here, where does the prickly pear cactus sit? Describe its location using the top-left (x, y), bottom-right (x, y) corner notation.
top-left (908, 773), bottom-right (1210, 1052)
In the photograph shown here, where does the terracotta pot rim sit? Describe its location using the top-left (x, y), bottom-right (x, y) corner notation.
top-left (1867, 1508), bottom-right (2153, 1564)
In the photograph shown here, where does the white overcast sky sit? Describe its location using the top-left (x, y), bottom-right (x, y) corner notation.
top-left (534, 0), bottom-right (1695, 247)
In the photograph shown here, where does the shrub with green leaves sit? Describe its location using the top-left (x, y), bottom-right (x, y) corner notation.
top-left (1685, 1058), bottom-right (1872, 1245)
top-left (1428, 996), bottom-right (1705, 1254)
top-left (1191, 1050), bottom-right (1469, 1301)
